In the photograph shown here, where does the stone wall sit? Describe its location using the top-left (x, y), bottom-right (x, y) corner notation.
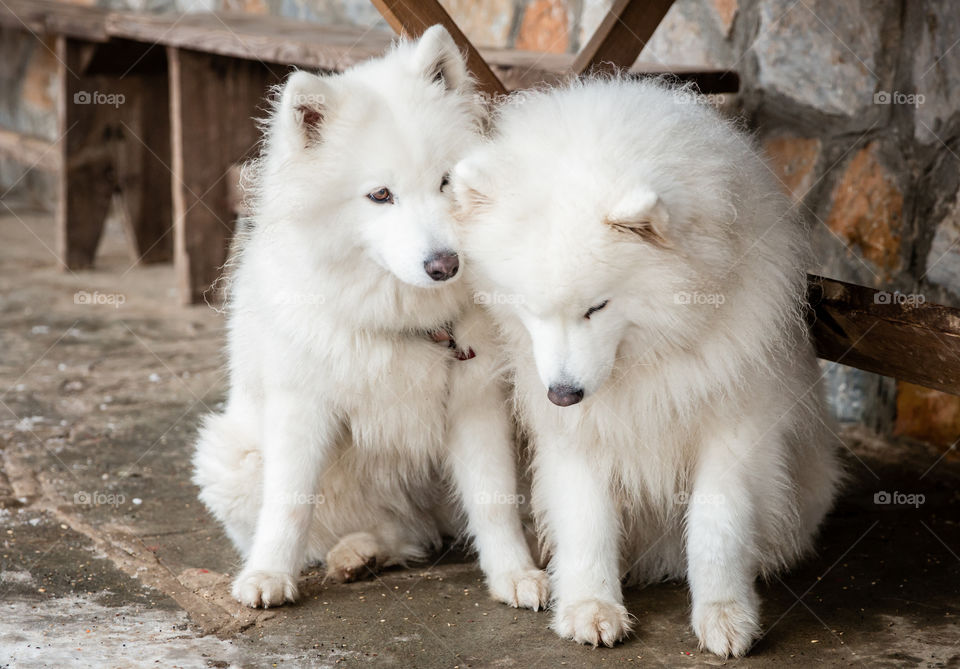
top-left (2, 0), bottom-right (959, 448)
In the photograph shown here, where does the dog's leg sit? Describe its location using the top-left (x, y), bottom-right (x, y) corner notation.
top-left (539, 445), bottom-right (631, 646)
top-left (231, 392), bottom-right (336, 608)
top-left (686, 423), bottom-right (762, 657)
top-left (445, 380), bottom-right (549, 611)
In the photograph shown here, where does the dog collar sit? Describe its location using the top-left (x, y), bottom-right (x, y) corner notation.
top-left (428, 326), bottom-right (476, 361)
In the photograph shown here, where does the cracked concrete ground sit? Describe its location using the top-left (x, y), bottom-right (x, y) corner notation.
top-left (1, 206), bottom-right (958, 668)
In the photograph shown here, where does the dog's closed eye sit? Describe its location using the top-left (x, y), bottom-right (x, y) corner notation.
top-left (584, 300), bottom-right (609, 319)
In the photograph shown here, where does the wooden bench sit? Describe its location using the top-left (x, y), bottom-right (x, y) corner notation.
top-left (0, 0), bottom-right (737, 304)
top-left (1, 0), bottom-right (958, 397)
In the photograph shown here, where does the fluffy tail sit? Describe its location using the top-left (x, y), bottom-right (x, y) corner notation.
top-left (192, 412), bottom-right (263, 557)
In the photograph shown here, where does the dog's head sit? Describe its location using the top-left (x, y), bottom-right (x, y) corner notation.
top-left (453, 82), bottom-right (741, 407)
top-left (457, 162), bottom-right (670, 405)
top-left (264, 25), bottom-right (481, 288)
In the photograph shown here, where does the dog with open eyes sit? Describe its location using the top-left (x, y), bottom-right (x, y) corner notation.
top-left (453, 77), bottom-right (842, 657)
top-left (192, 26), bottom-right (547, 612)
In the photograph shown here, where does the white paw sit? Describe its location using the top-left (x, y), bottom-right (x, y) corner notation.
top-left (488, 568), bottom-right (550, 611)
top-left (692, 598), bottom-right (760, 658)
top-left (325, 532), bottom-right (381, 583)
top-left (231, 569), bottom-right (298, 608)
top-left (553, 599), bottom-right (632, 647)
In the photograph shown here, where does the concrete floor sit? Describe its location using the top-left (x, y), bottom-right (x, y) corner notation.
top-left (0, 207), bottom-right (958, 668)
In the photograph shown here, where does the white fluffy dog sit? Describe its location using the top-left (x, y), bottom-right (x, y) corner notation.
top-left (193, 26), bottom-right (547, 611)
top-left (452, 78), bottom-right (843, 656)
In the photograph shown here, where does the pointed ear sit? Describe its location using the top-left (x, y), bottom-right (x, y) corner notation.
top-left (279, 71), bottom-right (333, 147)
top-left (452, 154), bottom-right (494, 216)
top-left (606, 188), bottom-right (671, 248)
top-left (412, 25), bottom-right (469, 91)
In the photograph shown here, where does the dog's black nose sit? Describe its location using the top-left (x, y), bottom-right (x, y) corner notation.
top-left (547, 385), bottom-right (584, 407)
top-left (424, 251), bottom-right (459, 281)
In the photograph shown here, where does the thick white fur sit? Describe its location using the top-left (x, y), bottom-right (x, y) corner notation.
top-left (453, 78), bottom-right (843, 656)
top-left (193, 26), bottom-right (546, 611)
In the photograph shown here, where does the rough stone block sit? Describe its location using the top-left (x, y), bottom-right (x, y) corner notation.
top-left (754, 0), bottom-right (887, 116)
top-left (763, 133), bottom-right (820, 203)
top-left (440, 0), bottom-right (516, 49)
top-left (894, 381), bottom-right (960, 449)
top-left (911, 0), bottom-right (960, 144)
top-left (825, 141), bottom-right (903, 277)
top-left (925, 189), bottom-right (960, 301)
top-left (639, 0), bottom-right (733, 68)
top-left (516, 0), bottom-right (569, 54)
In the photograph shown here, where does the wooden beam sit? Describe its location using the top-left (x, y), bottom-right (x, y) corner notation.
top-left (808, 275), bottom-right (960, 396)
top-left (369, 0), bottom-right (507, 97)
top-left (573, 0), bottom-right (675, 76)
top-left (168, 47), bottom-right (280, 305)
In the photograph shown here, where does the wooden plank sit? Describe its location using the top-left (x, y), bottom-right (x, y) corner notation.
top-left (573, 0), bottom-right (675, 75)
top-left (0, 0), bottom-right (109, 41)
top-left (369, 0), bottom-right (507, 97)
top-left (0, 127), bottom-right (60, 173)
top-left (168, 47), bottom-right (281, 305)
top-left (108, 11), bottom-right (390, 74)
top-left (808, 275), bottom-right (960, 396)
top-left (484, 47), bottom-right (739, 92)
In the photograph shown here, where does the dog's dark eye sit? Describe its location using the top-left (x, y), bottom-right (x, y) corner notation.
top-left (584, 300), bottom-right (609, 319)
top-left (368, 187), bottom-right (394, 204)
top-left (440, 173), bottom-right (451, 192)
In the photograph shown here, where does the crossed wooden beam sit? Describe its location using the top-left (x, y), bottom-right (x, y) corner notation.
top-left (370, 0), bottom-right (960, 397)
top-left (372, 0), bottom-right (677, 95)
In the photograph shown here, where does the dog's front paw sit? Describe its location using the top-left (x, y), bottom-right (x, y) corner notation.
top-left (232, 569), bottom-right (298, 608)
top-left (692, 598), bottom-right (760, 658)
top-left (488, 568), bottom-right (550, 611)
top-left (325, 532), bottom-right (381, 583)
top-left (553, 599), bottom-right (632, 647)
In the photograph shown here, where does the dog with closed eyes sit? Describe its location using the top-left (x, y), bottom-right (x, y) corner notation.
top-left (452, 77), bottom-right (842, 657)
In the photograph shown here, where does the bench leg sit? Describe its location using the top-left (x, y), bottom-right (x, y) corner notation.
top-left (57, 38), bottom-right (112, 270)
top-left (57, 37), bottom-right (173, 270)
top-left (168, 47), bottom-right (280, 305)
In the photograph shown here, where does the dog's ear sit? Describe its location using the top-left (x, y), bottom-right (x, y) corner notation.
top-left (606, 188), bottom-right (670, 248)
top-left (452, 155), bottom-right (494, 215)
top-left (412, 25), bottom-right (469, 91)
top-left (279, 71), bottom-right (333, 147)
